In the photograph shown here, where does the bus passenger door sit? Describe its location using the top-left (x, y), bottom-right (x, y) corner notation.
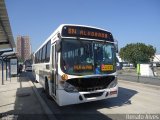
top-left (51, 44), bottom-right (56, 97)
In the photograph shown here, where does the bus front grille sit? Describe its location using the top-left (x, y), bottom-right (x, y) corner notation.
top-left (67, 76), bottom-right (115, 92)
top-left (78, 87), bottom-right (104, 92)
top-left (83, 92), bottom-right (104, 98)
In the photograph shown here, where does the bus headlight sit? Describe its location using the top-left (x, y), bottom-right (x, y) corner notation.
top-left (63, 82), bottom-right (78, 92)
top-left (107, 78), bottom-right (117, 89)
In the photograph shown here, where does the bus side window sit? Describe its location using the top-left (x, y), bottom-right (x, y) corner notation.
top-left (42, 45), bottom-right (46, 62)
top-left (46, 40), bottom-right (51, 62)
top-left (39, 49), bottom-right (42, 63)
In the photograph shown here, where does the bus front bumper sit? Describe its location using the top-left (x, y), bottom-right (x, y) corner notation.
top-left (57, 85), bottom-right (118, 106)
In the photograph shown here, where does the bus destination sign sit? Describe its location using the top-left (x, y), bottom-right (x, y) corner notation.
top-left (62, 26), bottom-right (113, 41)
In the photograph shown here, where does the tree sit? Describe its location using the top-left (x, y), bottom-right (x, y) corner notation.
top-left (119, 43), bottom-right (156, 66)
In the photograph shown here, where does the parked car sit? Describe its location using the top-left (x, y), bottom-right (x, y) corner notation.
top-left (156, 63), bottom-right (160, 67)
top-left (25, 65), bottom-right (32, 71)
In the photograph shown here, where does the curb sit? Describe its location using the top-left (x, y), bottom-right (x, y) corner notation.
top-left (29, 81), bottom-right (57, 120)
top-left (118, 75), bottom-right (160, 86)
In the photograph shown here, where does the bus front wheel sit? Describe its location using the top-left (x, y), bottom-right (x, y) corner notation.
top-left (45, 79), bottom-right (51, 99)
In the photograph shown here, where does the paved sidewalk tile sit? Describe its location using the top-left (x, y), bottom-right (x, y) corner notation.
top-left (0, 72), bottom-right (48, 120)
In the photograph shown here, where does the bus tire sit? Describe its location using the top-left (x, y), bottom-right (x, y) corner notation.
top-left (35, 80), bottom-right (39, 83)
top-left (45, 79), bottom-right (51, 99)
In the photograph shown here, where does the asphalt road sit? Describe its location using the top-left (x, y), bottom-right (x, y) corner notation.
top-left (27, 72), bottom-right (160, 120)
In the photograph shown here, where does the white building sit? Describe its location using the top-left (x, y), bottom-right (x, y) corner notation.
top-left (116, 55), bottom-right (123, 62)
top-left (153, 54), bottom-right (160, 63)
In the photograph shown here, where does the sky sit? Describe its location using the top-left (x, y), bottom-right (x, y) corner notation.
top-left (5, 0), bottom-right (160, 54)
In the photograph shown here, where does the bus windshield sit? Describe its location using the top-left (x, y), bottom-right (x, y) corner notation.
top-left (61, 39), bottom-right (115, 75)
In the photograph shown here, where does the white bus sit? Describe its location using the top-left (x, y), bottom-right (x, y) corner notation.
top-left (33, 24), bottom-right (118, 106)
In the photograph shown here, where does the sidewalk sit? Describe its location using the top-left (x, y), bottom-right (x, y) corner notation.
top-left (0, 72), bottom-right (48, 120)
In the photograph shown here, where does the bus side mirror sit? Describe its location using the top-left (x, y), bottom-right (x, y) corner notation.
top-left (56, 40), bottom-right (61, 52)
